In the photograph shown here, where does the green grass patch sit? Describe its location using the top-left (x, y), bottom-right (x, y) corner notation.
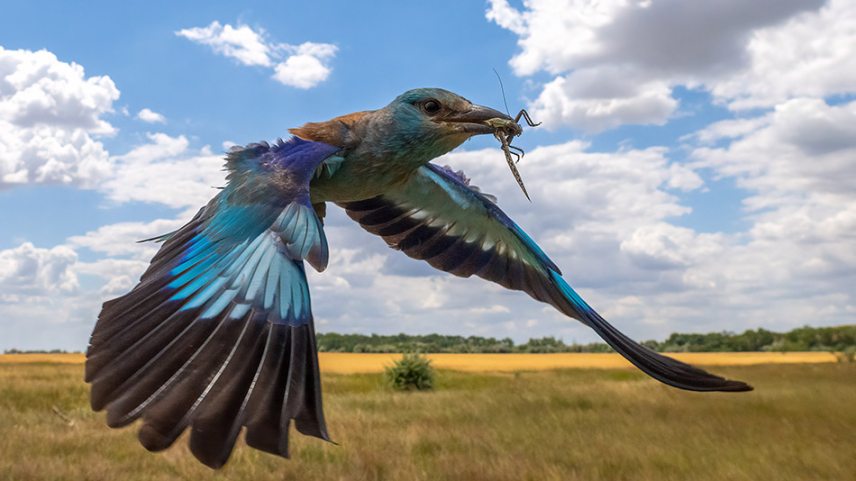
top-left (0, 363), bottom-right (854, 480)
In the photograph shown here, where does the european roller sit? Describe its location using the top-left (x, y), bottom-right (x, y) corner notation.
top-left (85, 88), bottom-right (751, 468)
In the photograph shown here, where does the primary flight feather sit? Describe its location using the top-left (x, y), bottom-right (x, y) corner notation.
top-left (86, 88), bottom-right (751, 469)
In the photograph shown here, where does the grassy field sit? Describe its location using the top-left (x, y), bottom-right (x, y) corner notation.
top-left (0, 357), bottom-right (854, 480)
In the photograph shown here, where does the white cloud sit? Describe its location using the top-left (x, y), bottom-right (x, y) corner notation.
top-left (680, 98), bottom-right (856, 329)
top-left (486, 0), bottom-right (852, 130)
top-left (0, 46), bottom-right (118, 187)
top-left (711, 0), bottom-right (856, 109)
top-left (176, 21), bottom-right (273, 67)
top-left (530, 73), bottom-right (676, 133)
top-left (0, 242), bottom-right (78, 294)
top-left (136, 108), bottom-right (165, 124)
top-left (272, 42), bottom-right (338, 89)
top-left (692, 98), bottom-right (856, 197)
top-left (0, 238), bottom-right (152, 351)
top-left (0, 215), bottom-right (186, 350)
top-left (101, 132), bottom-right (225, 209)
top-left (68, 217), bottom-right (185, 258)
top-left (0, 45), bottom-right (226, 209)
top-left (683, 116), bottom-right (768, 146)
top-left (176, 21), bottom-right (337, 89)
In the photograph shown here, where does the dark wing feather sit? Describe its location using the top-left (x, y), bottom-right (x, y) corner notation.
top-left (341, 163), bottom-right (751, 392)
top-left (86, 137), bottom-right (338, 468)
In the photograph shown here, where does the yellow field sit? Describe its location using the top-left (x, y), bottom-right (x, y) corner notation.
top-left (321, 352), bottom-right (837, 372)
top-left (0, 353), bottom-right (87, 364)
top-left (0, 351), bottom-right (837, 372)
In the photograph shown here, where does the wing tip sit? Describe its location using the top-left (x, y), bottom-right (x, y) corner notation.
top-left (189, 434), bottom-right (232, 470)
top-left (138, 424), bottom-right (177, 452)
top-left (659, 368), bottom-right (754, 393)
top-left (712, 378), bottom-right (754, 392)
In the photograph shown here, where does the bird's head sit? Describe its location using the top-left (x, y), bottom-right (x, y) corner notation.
top-left (291, 88), bottom-right (512, 164)
top-left (378, 88), bottom-right (512, 160)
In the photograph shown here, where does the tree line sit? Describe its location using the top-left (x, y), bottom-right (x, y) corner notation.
top-left (315, 324), bottom-right (856, 354)
top-left (5, 324), bottom-right (854, 354)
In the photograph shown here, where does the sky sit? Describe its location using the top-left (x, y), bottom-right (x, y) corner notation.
top-left (1, 0), bottom-right (854, 351)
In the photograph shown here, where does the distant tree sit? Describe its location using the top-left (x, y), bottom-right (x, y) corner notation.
top-left (314, 325), bottom-right (855, 354)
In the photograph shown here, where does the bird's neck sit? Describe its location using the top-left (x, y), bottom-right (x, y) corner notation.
top-left (295, 109), bottom-right (468, 202)
top-left (289, 111), bottom-right (372, 149)
top-left (291, 109), bottom-right (466, 165)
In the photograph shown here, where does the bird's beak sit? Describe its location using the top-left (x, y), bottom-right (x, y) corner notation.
top-left (443, 104), bottom-right (513, 136)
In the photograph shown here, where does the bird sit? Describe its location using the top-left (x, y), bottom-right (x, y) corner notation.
top-left (85, 87), bottom-right (752, 469)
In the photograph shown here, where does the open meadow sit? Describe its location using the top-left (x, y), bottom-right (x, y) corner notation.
top-left (0, 354), bottom-right (854, 480)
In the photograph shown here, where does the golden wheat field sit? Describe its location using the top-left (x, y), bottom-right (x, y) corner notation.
top-left (0, 353), bottom-right (854, 480)
top-left (0, 351), bottom-right (837, 371)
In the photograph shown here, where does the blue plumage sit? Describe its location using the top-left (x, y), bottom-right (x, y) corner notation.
top-left (162, 137), bottom-right (335, 324)
top-left (86, 88), bottom-right (750, 469)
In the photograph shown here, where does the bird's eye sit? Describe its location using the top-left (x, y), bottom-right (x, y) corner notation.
top-left (421, 99), bottom-right (441, 115)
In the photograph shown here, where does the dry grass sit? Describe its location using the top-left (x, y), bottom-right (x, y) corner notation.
top-left (0, 351), bottom-right (837, 372)
top-left (1, 361), bottom-right (854, 480)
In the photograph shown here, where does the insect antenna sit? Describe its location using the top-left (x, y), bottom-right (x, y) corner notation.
top-left (492, 68), bottom-right (512, 118)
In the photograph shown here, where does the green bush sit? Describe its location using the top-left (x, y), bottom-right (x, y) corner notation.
top-left (385, 353), bottom-right (434, 391)
top-left (834, 346), bottom-right (856, 363)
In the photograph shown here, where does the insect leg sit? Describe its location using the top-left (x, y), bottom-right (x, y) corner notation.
top-left (508, 145), bottom-right (525, 163)
top-left (513, 109), bottom-right (542, 127)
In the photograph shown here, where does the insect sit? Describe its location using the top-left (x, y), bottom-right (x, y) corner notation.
top-left (486, 109), bottom-right (541, 201)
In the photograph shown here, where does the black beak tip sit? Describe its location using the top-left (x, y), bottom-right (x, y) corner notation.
top-left (470, 104), bottom-right (512, 123)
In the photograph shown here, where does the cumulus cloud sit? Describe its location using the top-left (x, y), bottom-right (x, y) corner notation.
top-left (531, 73), bottom-right (676, 133)
top-left (0, 214), bottom-right (190, 350)
top-left (0, 242), bottom-right (78, 294)
top-left (486, 0), bottom-right (851, 130)
top-left (272, 42), bottom-right (338, 89)
top-left (678, 98), bottom-right (856, 329)
top-left (0, 46), bottom-right (118, 187)
top-left (692, 98), bottom-right (856, 197)
top-left (176, 21), bottom-right (337, 88)
top-left (136, 108), bottom-right (165, 124)
top-left (101, 132), bottom-right (225, 209)
top-left (0, 45), bottom-right (230, 209)
top-left (682, 116), bottom-right (768, 146)
top-left (711, 0), bottom-right (856, 109)
top-left (176, 21), bottom-right (273, 67)
top-left (0, 238), bottom-right (153, 350)
top-left (67, 217), bottom-right (185, 258)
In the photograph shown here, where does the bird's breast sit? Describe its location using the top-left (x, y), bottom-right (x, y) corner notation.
top-left (309, 153), bottom-right (416, 203)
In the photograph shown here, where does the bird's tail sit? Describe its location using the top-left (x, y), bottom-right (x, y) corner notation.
top-left (548, 271), bottom-right (752, 392)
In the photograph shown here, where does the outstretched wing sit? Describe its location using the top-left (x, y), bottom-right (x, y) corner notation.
top-left (86, 137), bottom-right (340, 468)
top-left (340, 163), bottom-right (751, 392)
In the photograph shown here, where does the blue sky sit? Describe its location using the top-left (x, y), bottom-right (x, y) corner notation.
top-left (2, 0), bottom-right (854, 350)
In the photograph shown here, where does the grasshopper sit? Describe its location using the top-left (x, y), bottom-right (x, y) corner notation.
top-left (485, 109), bottom-right (541, 201)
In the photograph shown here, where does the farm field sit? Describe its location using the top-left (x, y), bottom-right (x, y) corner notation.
top-left (0, 357), bottom-right (853, 480)
top-left (0, 351), bottom-right (838, 371)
